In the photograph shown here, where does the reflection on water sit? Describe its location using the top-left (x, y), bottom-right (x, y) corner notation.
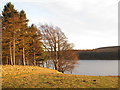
top-left (65, 60), bottom-right (118, 76)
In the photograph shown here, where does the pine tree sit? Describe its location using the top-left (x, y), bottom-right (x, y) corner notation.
top-left (2, 2), bottom-right (20, 65)
top-left (28, 24), bottom-right (43, 66)
top-left (17, 10), bottom-right (29, 65)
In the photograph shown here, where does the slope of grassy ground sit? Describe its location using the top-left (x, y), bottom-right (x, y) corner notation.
top-left (2, 65), bottom-right (118, 88)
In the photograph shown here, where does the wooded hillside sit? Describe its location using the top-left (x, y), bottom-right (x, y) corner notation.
top-left (75, 46), bottom-right (119, 60)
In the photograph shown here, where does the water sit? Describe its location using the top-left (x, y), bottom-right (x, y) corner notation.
top-left (65, 60), bottom-right (118, 76)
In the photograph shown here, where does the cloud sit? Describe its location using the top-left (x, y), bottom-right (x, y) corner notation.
top-left (1, 0), bottom-right (119, 49)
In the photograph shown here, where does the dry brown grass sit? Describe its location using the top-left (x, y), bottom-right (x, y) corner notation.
top-left (2, 65), bottom-right (119, 88)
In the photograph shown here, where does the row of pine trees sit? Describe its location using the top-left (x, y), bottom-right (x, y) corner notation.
top-left (2, 2), bottom-right (44, 66)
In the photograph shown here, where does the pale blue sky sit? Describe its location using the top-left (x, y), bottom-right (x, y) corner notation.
top-left (0, 0), bottom-right (119, 49)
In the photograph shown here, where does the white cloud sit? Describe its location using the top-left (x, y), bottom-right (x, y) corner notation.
top-left (1, 0), bottom-right (119, 49)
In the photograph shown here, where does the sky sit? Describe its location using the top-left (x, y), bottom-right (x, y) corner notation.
top-left (0, 0), bottom-right (119, 49)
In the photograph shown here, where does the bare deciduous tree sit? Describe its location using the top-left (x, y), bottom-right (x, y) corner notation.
top-left (39, 24), bottom-right (78, 73)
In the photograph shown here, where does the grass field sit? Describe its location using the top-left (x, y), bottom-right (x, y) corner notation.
top-left (2, 65), bottom-right (119, 88)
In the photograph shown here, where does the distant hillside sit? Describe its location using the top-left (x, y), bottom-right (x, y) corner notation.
top-left (76, 46), bottom-right (119, 60)
top-left (94, 46), bottom-right (119, 52)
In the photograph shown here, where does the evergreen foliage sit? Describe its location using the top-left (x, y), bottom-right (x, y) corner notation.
top-left (2, 2), bottom-right (44, 66)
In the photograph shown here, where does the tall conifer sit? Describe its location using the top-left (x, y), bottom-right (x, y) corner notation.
top-left (2, 2), bottom-right (20, 65)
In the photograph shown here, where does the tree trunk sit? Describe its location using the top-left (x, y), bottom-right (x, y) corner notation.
top-left (26, 60), bottom-right (29, 65)
top-left (54, 61), bottom-right (58, 70)
top-left (10, 41), bottom-right (13, 65)
top-left (6, 56), bottom-right (8, 65)
top-left (18, 59), bottom-right (21, 65)
top-left (54, 42), bottom-right (58, 70)
top-left (46, 61), bottom-right (48, 68)
top-left (33, 50), bottom-right (36, 66)
top-left (42, 61), bottom-right (44, 67)
top-left (23, 47), bottom-right (26, 65)
top-left (13, 35), bottom-right (16, 65)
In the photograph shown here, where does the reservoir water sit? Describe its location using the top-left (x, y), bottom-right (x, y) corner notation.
top-left (65, 60), bottom-right (118, 76)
